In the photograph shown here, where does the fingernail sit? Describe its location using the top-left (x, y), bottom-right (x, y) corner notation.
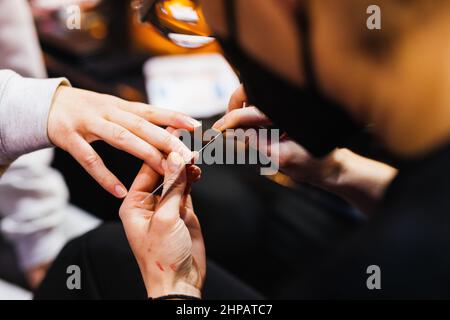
top-left (187, 118), bottom-right (201, 128)
top-left (141, 195), bottom-right (155, 206)
top-left (212, 118), bottom-right (225, 130)
top-left (168, 152), bottom-right (183, 172)
top-left (115, 185), bottom-right (128, 198)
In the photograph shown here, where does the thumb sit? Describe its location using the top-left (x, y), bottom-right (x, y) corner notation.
top-left (156, 152), bottom-right (188, 220)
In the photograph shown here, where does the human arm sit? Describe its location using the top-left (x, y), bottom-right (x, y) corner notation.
top-left (213, 86), bottom-right (397, 214)
top-left (119, 153), bottom-right (205, 299)
top-left (0, 70), bottom-right (200, 197)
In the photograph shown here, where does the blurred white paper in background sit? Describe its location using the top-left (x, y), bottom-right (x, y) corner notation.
top-left (143, 53), bottom-right (240, 118)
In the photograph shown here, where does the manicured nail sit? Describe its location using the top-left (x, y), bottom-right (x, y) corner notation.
top-left (168, 152), bottom-right (183, 172)
top-left (187, 118), bottom-right (201, 128)
top-left (115, 185), bottom-right (128, 198)
top-left (212, 118), bottom-right (225, 130)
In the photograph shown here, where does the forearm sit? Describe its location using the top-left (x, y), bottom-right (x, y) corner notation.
top-left (0, 70), bottom-right (69, 166)
top-left (311, 148), bottom-right (398, 215)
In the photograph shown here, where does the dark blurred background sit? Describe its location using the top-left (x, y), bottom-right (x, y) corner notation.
top-left (1, 0), bottom-right (365, 297)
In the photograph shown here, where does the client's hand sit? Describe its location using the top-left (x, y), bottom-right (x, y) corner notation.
top-left (48, 86), bottom-right (200, 198)
top-left (119, 153), bottom-right (205, 299)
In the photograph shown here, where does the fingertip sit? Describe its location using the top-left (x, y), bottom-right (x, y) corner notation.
top-left (183, 117), bottom-right (201, 131)
top-left (187, 165), bottom-right (202, 183)
top-left (114, 184), bottom-right (128, 198)
top-left (212, 118), bottom-right (225, 131)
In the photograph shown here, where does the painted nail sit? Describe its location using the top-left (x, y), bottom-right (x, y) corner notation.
top-left (115, 185), bottom-right (128, 198)
top-left (187, 118), bottom-right (202, 128)
top-left (212, 118), bottom-right (225, 130)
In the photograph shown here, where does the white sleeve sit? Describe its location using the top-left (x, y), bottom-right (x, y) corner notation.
top-left (0, 70), bottom-right (69, 166)
top-left (0, 149), bottom-right (67, 270)
top-left (0, 0), bottom-right (47, 79)
top-left (0, 0), bottom-right (100, 272)
top-left (0, 149), bottom-right (101, 270)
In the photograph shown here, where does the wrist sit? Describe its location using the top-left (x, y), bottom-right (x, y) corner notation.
top-left (146, 279), bottom-right (202, 299)
top-left (47, 85), bottom-right (69, 146)
top-left (308, 148), bottom-right (346, 189)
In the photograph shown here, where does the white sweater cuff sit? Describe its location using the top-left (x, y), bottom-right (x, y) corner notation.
top-left (0, 71), bottom-right (69, 165)
top-left (15, 228), bottom-right (67, 271)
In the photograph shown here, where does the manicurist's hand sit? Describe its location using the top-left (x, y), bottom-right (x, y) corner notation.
top-left (213, 85), bottom-right (398, 214)
top-left (119, 153), bottom-right (205, 299)
top-left (48, 86), bottom-right (200, 198)
top-left (213, 85), bottom-right (330, 184)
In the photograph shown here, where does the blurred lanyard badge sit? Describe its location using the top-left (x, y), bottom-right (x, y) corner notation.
top-left (144, 53), bottom-right (240, 118)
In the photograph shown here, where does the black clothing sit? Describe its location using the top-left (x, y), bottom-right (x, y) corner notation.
top-left (279, 144), bottom-right (450, 299)
top-left (35, 223), bottom-right (263, 300)
top-left (36, 145), bottom-right (450, 299)
top-left (219, 0), bottom-right (362, 157)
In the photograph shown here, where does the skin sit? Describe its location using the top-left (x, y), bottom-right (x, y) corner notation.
top-left (213, 85), bottom-right (397, 215)
top-left (202, 0), bottom-right (450, 158)
top-left (26, 262), bottom-right (51, 289)
top-left (119, 153), bottom-right (205, 298)
top-left (48, 86), bottom-right (200, 198)
top-left (123, 0), bottom-right (450, 297)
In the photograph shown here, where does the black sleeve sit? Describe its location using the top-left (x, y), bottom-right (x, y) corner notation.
top-left (278, 203), bottom-right (450, 299)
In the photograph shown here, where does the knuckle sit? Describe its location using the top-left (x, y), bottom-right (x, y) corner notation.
top-left (82, 153), bottom-right (101, 169)
top-left (113, 127), bottom-right (129, 142)
top-left (133, 117), bottom-right (147, 132)
top-left (166, 112), bottom-right (180, 123)
top-left (136, 103), bottom-right (155, 119)
top-left (162, 133), bottom-right (178, 150)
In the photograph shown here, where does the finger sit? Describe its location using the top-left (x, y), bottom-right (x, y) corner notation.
top-left (122, 191), bottom-right (157, 211)
top-left (166, 126), bottom-right (176, 135)
top-left (155, 152), bottom-right (188, 222)
top-left (67, 135), bottom-right (127, 198)
top-left (187, 165), bottom-right (202, 183)
top-left (166, 126), bottom-right (183, 139)
top-left (88, 120), bottom-right (165, 175)
top-left (180, 194), bottom-right (194, 222)
top-left (212, 107), bottom-right (272, 131)
top-left (227, 85), bottom-right (247, 112)
top-left (117, 101), bottom-right (201, 131)
top-left (130, 164), bottom-right (161, 193)
top-left (108, 111), bottom-right (193, 162)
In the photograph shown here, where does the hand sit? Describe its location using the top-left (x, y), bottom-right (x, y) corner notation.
top-left (26, 262), bottom-right (52, 289)
top-left (213, 85), bottom-right (335, 185)
top-left (213, 86), bottom-right (398, 214)
top-left (48, 86), bottom-right (200, 198)
top-left (119, 153), bottom-right (205, 299)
